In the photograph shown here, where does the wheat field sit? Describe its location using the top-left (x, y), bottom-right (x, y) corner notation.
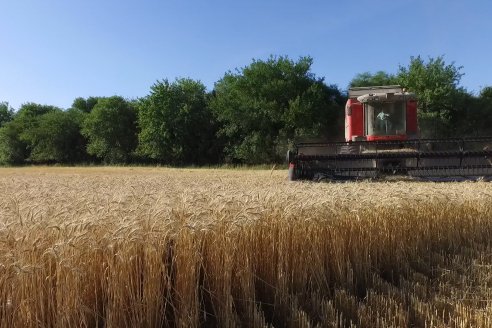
top-left (0, 167), bottom-right (491, 327)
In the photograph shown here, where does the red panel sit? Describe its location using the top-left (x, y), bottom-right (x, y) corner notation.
top-left (351, 102), bottom-right (364, 138)
top-left (406, 100), bottom-right (418, 136)
top-left (345, 99), bottom-right (364, 141)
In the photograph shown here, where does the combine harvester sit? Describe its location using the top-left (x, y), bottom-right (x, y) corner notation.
top-left (287, 85), bottom-right (492, 181)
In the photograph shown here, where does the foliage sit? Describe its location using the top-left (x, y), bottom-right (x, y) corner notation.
top-left (397, 56), bottom-right (465, 137)
top-left (22, 110), bottom-right (86, 163)
top-left (71, 97), bottom-right (100, 113)
top-left (210, 56), bottom-right (345, 163)
top-left (14, 103), bottom-right (58, 136)
top-left (0, 102), bottom-right (14, 127)
top-left (0, 121), bottom-right (27, 164)
top-left (16, 102), bottom-right (59, 119)
top-left (457, 88), bottom-right (492, 136)
top-left (349, 71), bottom-right (398, 87)
top-left (480, 86), bottom-right (492, 99)
top-left (137, 79), bottom-right (219, 165)
top-left (0, 103), bottom-right (61, 165)
top-left (81, 96), bottom-right (137, 163)
top-left (2, 54), bottom-right (492, 165)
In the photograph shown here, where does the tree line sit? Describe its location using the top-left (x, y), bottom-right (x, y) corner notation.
top-left (1, 55), bottom-right (491, 165)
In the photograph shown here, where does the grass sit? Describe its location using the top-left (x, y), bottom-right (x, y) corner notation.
top-left (0, 167), bottom-right (491, 327)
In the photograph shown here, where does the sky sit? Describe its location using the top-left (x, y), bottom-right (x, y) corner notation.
top-left (1, 0), bottom-right (491, 110)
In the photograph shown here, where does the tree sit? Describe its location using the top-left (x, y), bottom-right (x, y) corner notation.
top-left (81, 96), bottom-right (137, 163)
top-left (22, 110), bottom-right (87, 163)
top-left (476, 87), bottom-right (492, 135)
top-left (72, 97), bottom-right (100, 113)
top-left (137, 79), bottom-right (218, 164)
top-left (16, 102), bottom-right (58, 119)
top-left (459, 87), bottom-right (492, 136)
top-left (0, 103), bottom-right (60, 164)
top-left (0, 121), bottom-right (27, 164)
top-left (480, 86), bottom-right (492, 99)
top-left (0, 102), bottom-right (14, 127)
top-left (397, 56), bottom-right (465, 137)
top-left (349, 71), bottom-right (398, 87)
top-left (210, 56), bottom-right (344, 163)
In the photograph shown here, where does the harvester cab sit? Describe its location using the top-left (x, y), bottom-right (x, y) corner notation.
top-left (345, 85), bottom-right (417, 142)
top-left (288, 85), bottom-right (492, 181)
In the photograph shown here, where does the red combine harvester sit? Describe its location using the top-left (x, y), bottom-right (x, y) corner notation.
top-left (287, 85), bottom-right (492, 180)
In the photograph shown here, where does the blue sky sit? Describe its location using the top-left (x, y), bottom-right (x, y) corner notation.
top-left (1, 0), bottom-right (491, 109)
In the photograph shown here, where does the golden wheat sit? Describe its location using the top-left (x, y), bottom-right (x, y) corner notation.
top-left (0, 167), bottom-right (491, 327)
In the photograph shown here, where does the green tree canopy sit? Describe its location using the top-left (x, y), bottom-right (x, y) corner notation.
top-left (81, 96), bottom-right (137, 163)
top-left (16, 103), bottom-right (58, 119)
top-left (480, 86), bottom-right (492, 99)
top-left (13, 103), bottom-right (58, 134)
top-left (210, 56), bottom-right (344, 163)
top-left (0, 102), bottom-right (14, 127)
top-left (349, 71), bottom-right (398, 88)
top-left (397, 56), bottom-right (465, 137)
top-left (0, 103), bottom-right (61, 164)
top-left (22, 110), bottom-right (87, 163)
top-left (71, 97), bottom-right (100, 113)
top-left (458, 87), bottom-right (492, 136)
top-left (0, 121), bottom-right (27, 164)
top-left (137, 78), bottom-right (218, 164)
